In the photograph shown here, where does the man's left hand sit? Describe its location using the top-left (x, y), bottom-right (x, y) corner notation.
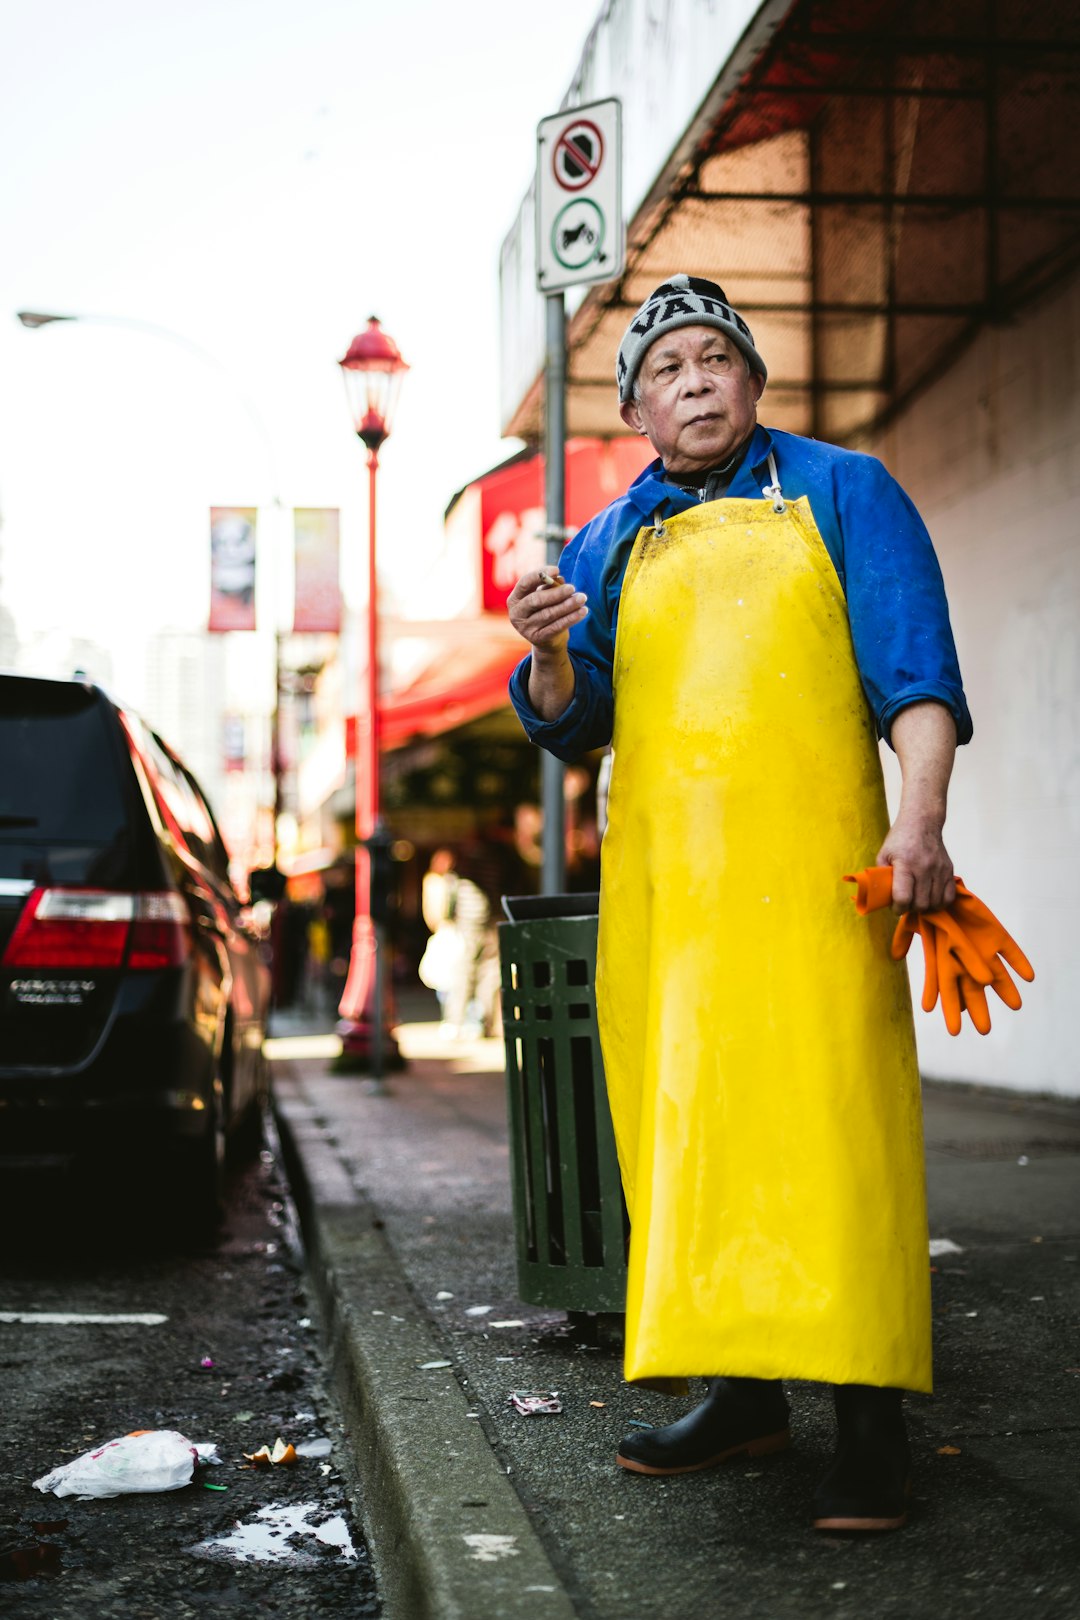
top-left (880, 701), bottom-right (959, 913)
top-left (876, 814), bottom-right (956, 913)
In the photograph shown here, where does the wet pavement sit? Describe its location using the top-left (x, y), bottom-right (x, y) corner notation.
top-left (0, 1133), bottom-right (378, 1618)
top-left (271, 1007), bottom-right (1080, 1620)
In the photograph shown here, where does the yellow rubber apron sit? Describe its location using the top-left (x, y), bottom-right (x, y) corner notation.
top-left (597, 469), bottom-right (932, 1393)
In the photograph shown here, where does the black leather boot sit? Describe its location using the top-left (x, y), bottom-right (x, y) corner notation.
top-left (812, 1384), bottom-right (912, 1531)
top-left (617, 1376), bottom-right (790, 1476)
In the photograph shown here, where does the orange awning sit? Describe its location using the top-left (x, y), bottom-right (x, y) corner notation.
top-left (380, 629), bottom-right (525, 749)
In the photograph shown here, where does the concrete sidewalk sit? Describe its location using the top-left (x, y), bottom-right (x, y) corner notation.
top-left (268, 1019), bottom-right (1080, 1620)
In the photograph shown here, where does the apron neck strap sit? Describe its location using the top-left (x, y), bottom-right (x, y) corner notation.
top-left (653, 451), bottom-right (785, 528)
top-left (761, 452), bottom-right (786, 513)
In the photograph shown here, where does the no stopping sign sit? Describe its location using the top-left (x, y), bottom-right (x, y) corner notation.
top-left (536, 98), bottom-right (623, 292)
top-left (553, 120), bottom-right (604, 191)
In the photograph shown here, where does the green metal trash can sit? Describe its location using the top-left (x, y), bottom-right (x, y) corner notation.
top-left (499, 893), bottom-right (627, 1313)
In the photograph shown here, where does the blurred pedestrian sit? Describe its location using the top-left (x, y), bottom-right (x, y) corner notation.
top-left (420, 848), bottom-right (490, 1038)
top-left (305, 906), bottom-right (333, 1014)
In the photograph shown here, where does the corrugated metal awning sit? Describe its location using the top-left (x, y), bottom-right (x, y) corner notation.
top-left (506, 0), bottom-right (1080, 447)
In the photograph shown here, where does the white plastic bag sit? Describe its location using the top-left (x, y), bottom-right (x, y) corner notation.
top-left (33, 1429), bottom-right (205, 1499)
top-left (418, 924), bottom-right (465, 992)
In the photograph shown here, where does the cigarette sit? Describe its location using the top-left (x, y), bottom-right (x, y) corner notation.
top-left (538, 571), bottom-right (562, 588)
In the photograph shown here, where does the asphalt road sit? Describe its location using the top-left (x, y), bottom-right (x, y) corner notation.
top-left (0, 1125), bottom-right (379, 1618)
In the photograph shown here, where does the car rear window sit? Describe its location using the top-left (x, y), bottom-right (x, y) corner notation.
top-left (0, 680), bottom-right (134, 885)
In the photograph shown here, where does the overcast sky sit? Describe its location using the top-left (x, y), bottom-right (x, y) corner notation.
top-left (0, 0), bottom-right (597, 704)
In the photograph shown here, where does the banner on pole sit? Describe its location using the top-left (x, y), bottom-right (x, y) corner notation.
top-left (293, 508), bottom-right (342, 633)
top-left (209, 507), bottom-right (257, 631)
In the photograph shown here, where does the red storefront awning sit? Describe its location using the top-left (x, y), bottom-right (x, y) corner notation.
top-left (379, 631), bottom-right (526, 749)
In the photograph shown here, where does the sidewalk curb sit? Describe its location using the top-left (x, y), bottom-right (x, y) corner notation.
top-left (273, 1069), bottom-right (579, 1620)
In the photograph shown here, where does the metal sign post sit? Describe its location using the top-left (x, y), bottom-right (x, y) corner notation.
top-left (541, 292), bottom-right (567, 896)
top-left (535, 99), bottom-right (623, 897)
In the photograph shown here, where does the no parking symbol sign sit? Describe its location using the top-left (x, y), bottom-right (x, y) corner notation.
top-left (553, 118), bottom-right (605, 190)
top-left (536, 98), bottom-right (623, 292)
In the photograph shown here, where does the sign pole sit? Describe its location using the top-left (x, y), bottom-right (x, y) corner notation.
top-left (541, 289), bottom-right (567, 897)
top-left (533, 96), bottom-right (622, 897)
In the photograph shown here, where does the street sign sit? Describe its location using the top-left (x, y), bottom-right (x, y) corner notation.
top-left (553, 118), bottom-right (605, 190)
top-left (536, 98), bottom-right (623, 293)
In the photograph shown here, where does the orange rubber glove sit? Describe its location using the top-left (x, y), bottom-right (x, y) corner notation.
top-left (891, 912), bottom-right (972, 1033)
top-left (940, 893), bottom-right (1028, 1030)
top-left (932, 920), bottom-right (976, 1036)
top-left (950, 879), bottom-right (1035, 991)
top-left (844, 867), bottom-right (1032, 1036)
top-left (845, 868), bottom-right (930, 973)
top-left (844, 866), bottom-right (896, 916)
top-left (911, 905), bottom-right (995, 987)
top-left (937, 880), bottom-right (1033, 1033)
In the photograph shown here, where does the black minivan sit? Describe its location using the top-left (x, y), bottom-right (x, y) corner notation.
top-left (0, 672), bottom-right (271, 1233)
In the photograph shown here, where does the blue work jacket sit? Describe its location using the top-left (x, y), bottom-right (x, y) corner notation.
top-left (509, 424), bottom-right (972, 762)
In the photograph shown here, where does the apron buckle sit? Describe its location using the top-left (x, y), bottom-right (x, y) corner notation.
top-left (763, 451), bottom-right (786, 513)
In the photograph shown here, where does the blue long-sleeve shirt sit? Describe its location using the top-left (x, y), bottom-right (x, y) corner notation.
top-left (509, 424), bottom-right (972, 762)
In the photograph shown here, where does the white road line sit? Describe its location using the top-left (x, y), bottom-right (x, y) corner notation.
top-left (0, 1311), bottom-right (168, 1325)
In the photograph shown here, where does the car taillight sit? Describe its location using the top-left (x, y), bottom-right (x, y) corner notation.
top-left (127, 892), bottom-right (192, 969)
top-left (3, 889), bottom-right (132, 968)
top-left (1, 889), bottom-right (191, 971)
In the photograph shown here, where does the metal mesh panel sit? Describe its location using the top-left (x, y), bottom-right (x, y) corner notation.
top-left (499, 912), bottom-right (628, 1312)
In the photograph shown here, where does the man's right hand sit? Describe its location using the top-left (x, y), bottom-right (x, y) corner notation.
top-left (507, 569), bottom-right (588, 652)
top-left (507, 569), bottom-right (588, 721)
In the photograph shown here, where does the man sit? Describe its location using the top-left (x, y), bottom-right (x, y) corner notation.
top-left (507, 274), bottom-right (971, 1533)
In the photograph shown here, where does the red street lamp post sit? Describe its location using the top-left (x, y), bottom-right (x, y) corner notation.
top-left (337, 316), bottom-right (409, 1074)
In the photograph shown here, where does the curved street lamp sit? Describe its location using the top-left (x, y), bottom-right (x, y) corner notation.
top-left (16, 309), bottom-right (281, 497)
top-left (337, 317), bottom-right (409, 1076)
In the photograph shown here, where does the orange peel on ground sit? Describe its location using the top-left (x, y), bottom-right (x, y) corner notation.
top-left (243, 1438), bottom-right (297, 1466)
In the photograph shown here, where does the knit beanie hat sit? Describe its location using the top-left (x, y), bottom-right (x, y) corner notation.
top-left (616, 274), bottom-right (767, 403)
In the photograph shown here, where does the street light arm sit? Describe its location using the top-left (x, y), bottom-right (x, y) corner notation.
top-left (17, 312), bottom-right (77, 329)
top-left (16, 307), bottom-right (282, 504)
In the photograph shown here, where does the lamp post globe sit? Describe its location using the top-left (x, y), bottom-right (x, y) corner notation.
top-left (339, 317), bottom-right (409, 453)
top-left (336, 317), bottom-right (409, 1074)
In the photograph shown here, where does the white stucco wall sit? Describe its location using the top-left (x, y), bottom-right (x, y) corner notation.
top-left (869, 270), bottom-right (1080, 1096)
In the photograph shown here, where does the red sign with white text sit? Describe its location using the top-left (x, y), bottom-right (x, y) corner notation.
top-left (478, 438), bottom-right (653, 612)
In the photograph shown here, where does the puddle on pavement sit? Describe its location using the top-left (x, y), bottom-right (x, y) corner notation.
top-left (192, 1501), bottom-right (356, 1566)
top-left (0, 1518), bottom-right (68, 1582)
top-left (0, 1540), bottom-right (64, 1582)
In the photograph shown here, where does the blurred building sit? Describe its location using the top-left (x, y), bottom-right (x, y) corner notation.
top-left (499, 0), bottom-right (1080, 1097)
top-left (145, 630), bottom-right (229, 808)
top-left (15, 628), bottom-right (114, 691)
top-left (142, 628), bottom-right (274, 876)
